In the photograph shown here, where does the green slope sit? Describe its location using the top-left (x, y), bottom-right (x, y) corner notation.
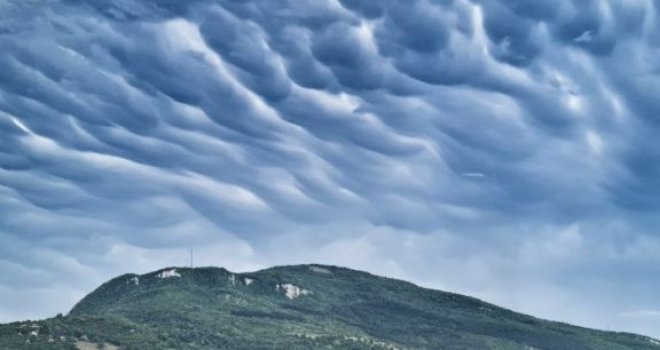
top-left (1, 265), bottom-right (658, 350)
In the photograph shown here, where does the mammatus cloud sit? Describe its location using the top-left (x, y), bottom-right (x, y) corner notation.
top-left (1, 0), bottom-right (660, 337)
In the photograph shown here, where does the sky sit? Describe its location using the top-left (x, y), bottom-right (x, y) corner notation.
top-left (1, 0), bottom-right (660, 338)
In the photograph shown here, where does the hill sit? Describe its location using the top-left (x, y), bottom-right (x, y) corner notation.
top-left (1, 265), bottom-right (658, 350)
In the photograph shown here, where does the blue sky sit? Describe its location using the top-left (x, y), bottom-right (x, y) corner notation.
top-left (1, 0), bottom-right (660, 338)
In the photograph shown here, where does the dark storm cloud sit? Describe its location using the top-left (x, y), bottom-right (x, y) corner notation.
top-left (1, 0), bottom-right (660, 337)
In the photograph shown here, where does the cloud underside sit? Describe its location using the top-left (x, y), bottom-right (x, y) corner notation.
top-left (1, 0), bottom-right (660, 338)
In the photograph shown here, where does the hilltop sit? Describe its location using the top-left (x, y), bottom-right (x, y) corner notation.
top-left (1, 264), bottom-right (658, 350)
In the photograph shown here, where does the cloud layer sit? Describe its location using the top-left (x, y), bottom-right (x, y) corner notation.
top-left (1, 0), bottom-right (660, 338)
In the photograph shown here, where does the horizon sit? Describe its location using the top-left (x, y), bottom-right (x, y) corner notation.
top-left (2, 0), bottom-right (660, 340)
top-left (14, 262), bottom-right (650, 338)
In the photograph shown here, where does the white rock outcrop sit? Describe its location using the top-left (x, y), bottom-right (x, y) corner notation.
top-left (157, 269), bottom-right (181, 279)
top-left (276, 283), bottom-right (312, 299)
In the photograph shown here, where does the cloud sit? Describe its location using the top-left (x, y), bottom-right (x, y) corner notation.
top-left (1, 0), bottom-right (660, 338)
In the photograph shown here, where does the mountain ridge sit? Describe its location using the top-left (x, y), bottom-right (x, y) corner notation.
top-left (1, 264), bottom-right (658, 350)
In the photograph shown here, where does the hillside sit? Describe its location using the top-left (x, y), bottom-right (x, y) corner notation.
top-left (1, 265), bottom-right (658, 350)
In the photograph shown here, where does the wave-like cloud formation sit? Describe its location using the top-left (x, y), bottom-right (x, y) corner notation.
top-left (1, 0), bottom-right (660, 337)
